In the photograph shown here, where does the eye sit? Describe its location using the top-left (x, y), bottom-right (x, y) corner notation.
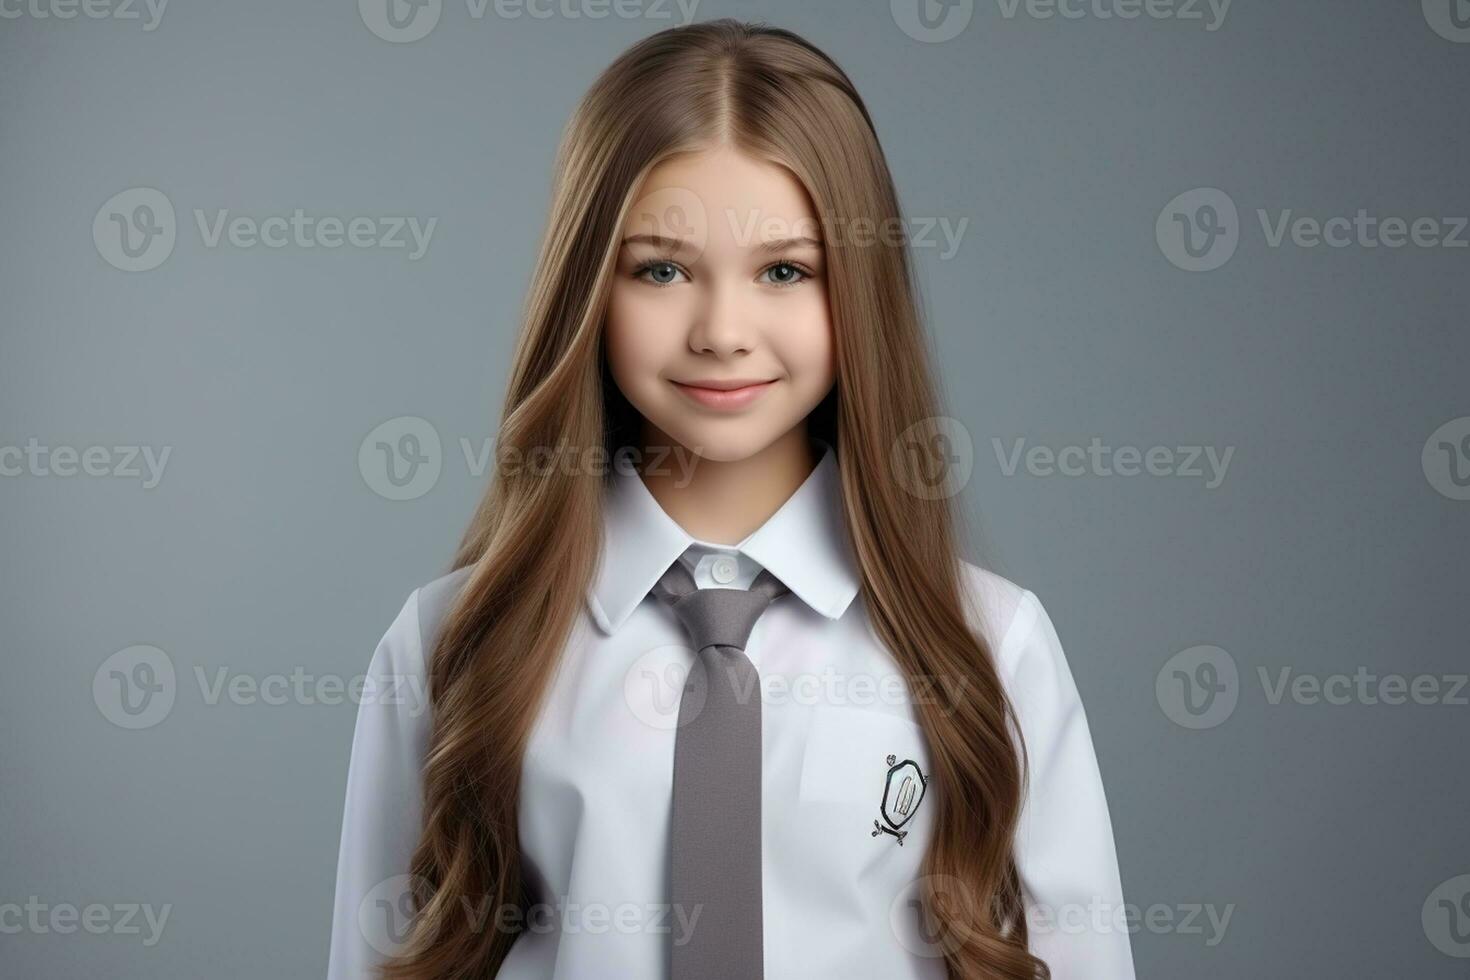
top-left (759, 260), bottom-right (813, 288)
top-left (632, 259), bottom-right (688, 287)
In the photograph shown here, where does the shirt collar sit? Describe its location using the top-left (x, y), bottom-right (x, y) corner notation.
top-left (587, 441), bottom-right (861, 635)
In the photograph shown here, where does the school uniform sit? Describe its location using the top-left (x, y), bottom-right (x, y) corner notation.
top-left (327, 441), bottom-right (1136, 979)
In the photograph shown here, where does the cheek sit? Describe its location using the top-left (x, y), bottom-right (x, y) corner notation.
top-left (604, 285), bottom-right (671, 389)
top-left (775, 294), bottom-right (836, 389)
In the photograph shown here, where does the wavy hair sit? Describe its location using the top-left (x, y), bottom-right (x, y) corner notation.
top-left (382, 18), bottom-right (1042, 979)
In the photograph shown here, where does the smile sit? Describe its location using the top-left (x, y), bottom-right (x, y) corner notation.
top-left (670, 379), bottom-right (777, 410)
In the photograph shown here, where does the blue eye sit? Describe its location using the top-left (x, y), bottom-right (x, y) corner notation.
top-left (759, 260), bottom-right (813, 288)
top-left (638, 261), bottom-right (684, 286)
top-left (631, 258), bottom-right (815, 288)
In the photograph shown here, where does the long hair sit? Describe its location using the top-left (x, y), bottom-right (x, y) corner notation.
top-left (383, 18), bottom-right (1043, 979)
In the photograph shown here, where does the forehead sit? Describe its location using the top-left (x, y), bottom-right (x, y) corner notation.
top-left (621, 145), bottom-right (820, 244)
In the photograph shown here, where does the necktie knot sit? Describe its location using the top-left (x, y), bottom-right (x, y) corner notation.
top-left (648, 551), bottom-right (784, 978)
top-left (650, 556), bottom-right (789, 652)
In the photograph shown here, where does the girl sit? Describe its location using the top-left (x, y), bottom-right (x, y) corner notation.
top-left (328, 19), bottom-right (1133, 980)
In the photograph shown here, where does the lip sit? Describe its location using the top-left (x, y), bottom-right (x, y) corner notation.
top-left (670, 378), bottom-right (778, 410)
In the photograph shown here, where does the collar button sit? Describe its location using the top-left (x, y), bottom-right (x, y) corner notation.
top-left (711, 555), bottom-right (738, 585)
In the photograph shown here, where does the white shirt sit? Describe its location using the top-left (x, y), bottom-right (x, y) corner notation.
top-left (328, 443), bottom-right (1135, 979)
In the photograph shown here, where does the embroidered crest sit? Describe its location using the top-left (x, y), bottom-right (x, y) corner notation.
top-left (871, 752), bottom-right (927, 846)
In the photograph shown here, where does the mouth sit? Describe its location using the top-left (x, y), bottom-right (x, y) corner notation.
top-left (670, 378), bottom-right (778, 410)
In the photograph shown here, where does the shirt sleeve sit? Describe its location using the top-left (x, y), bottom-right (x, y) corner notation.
top-left (1001, 589), bottom-right (1136, 979)
top-left (326, 589), bottom-right (431, 979)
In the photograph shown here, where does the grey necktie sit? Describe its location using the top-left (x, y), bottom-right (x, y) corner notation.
top-left (650, 554), bottom-right (789, 980)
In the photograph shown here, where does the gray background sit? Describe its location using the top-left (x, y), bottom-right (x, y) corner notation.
top-left (2, 1), bottom-right (1466, 976)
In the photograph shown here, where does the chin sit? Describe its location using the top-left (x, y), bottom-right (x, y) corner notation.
top-left (664, 424), bottom-right (775, 464)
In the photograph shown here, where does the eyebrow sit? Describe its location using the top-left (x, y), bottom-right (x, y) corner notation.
top-left (755, 235), bottom-right (823, 254)
top-left (620, 233), bottom-right (695, 253)
top-left (619, 233), bottom-right (824, 254)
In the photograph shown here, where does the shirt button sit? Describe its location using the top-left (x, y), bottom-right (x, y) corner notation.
top-left (710, 556), bottom-right (738, 584)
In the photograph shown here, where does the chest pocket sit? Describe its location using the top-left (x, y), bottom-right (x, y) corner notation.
top-left (797, 704), bottom-right (934, 846)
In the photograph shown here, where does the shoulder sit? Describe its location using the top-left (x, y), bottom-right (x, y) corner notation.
top-left (415, 564), bottom-right (474, 653)
top-left (955, 559), bottom-right (1065, 688)
top-left (370, 565), bottom-right (474, 678)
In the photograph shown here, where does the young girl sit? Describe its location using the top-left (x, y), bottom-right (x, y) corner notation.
top-left (329, 19), bottom-right (1133, 980)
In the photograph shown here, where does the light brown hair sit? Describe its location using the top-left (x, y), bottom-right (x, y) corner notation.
top-left (384, 18), bottom-right (1043, 979)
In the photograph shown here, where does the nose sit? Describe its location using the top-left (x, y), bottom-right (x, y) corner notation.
top-left (686, 281), bottom-right (756, 357)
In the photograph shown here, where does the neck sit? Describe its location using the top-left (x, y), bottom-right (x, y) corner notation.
top-left (635, 425), bottom-right (819, 546)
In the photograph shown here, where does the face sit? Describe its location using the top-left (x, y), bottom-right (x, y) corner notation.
top-left (603, 144), bottom-right (836, 463)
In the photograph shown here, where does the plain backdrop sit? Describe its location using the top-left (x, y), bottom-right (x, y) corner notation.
top-left (1, 1), bottom-right (1466, 976)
